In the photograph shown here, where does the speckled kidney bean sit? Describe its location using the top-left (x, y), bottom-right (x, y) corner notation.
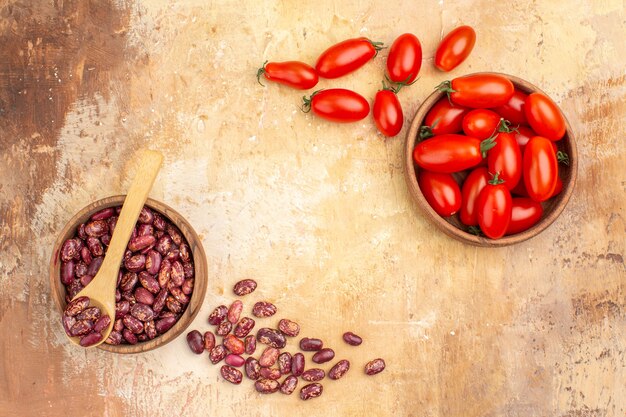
top-left (74, 261), bottom-right (88, 278)
top-left (152, 289), bottom-right (168, 314)
top-left (223, 334), bottom-right (245, 355)
top-left (79, 274), bottom-right (93, 287)
top-left (300, 383), bottom-right (323, 400)
top-left (128, 235), bottom-right (156, 252)
top-left (113, 318), bottom-right (124, 332)
top-left (165, 248), bottom-right (180, 263)
top-left (291, 353), bottom-right (305, 377)
top-left (181, 278), bottom-right (194, 295)
top-left (106, 331), bottom-right (123, 345)
top-left (165, 296), bottom-right (182, 313)
top-left (216, 320), bottom-right (232, 336)
top-left (233, 279), bottom-right (257, 296)
top-left (256, 328), bottom-right (286, 349)
top-left (278, 352), bottom-right (292, 375)
top-left (70, 320), bottom-right (94, 337)
top-left (225, 354), bottom-right (245, 367)
top-left (170, 260), bottom-right (184, 286)
top-left (227, 300), bottom-right (243, 324)
top-left (91, 207), bottom-right (115, 221)
top-left (155, 235), bottom-right (173, 255)
top-left (134, 287), bottom-right (154, 305)
top-left (145, 249), bottom-right (162, 275)
top-left (93, 315), bottom-right (111, 333)
top-left (204, 331), bottom-right (216, 351)
top-left (137, 223), bottom-right (153, 237)
top-left (121, 290), bottom-right (136, 303)
top-left (86, 256), bottom-right (103, 276)
top-left (170, 287), bottom-right (189, 305)
top-left (77, 223), bottom-right (87, 240)
top-left (61, 238), bottom-right (80, 262)
top-left (179, 243), bottom-right (191, 263)
top-left (186, 330), bottom-right (204, 354)
top-left (364, 358), bottom-right (385, 375)
top-left (259, 367), bottom-right (281, 380)
top-left (80, 246), bottom-right (92, 265)
top-left (130, 303), bottom-right (155, 322)
top-left (122, 328), bottom-right (138, 344)
top-left (119, 272), bottom-right (138, 292)
top-left (245, 357), bottom-right (261, 380)
top-left (61, 261), bottom-right (75, 285)
top-left (166, 224), bottom-right (183, 245)
top-left (220, 365), bottom-right (243, 384)
top-left (182, 262), bottom-right (194, 279)
top-left (233, 317), bottom-right (255, 338)
top-left (255, 378), bottom-right (280, 394)
top-left (312, 348), bottom-right (335, 364)
top-left (138, 271), bottom-right (160, 294)
top-left (108, 216), bottom-right (118, 235)
top-left (208, 305), bottom-right (228, 325)
top-left (299, 337), bottom-right (323, 351)
top-left (115, 300), bottom-right (130, 319)
top-left (67, 280), bottom-right (83, 300)
top-left (278, 319), bottom-right (300, 337)
top-left (210, 345), bottom-right (227, 364)
top-left (244, 335), bottom-right (256, 355)
top-left (343, 331), bottom-right (362, 346)
top-left (144, 320), bottom-right (157, 340)
top-left (155, 316), bottom-right (177, 334)
top-left (124, 254), bottom-right (146, 272)
top-left (252, 301), bottom-right (277, 318)
top-left (301, 368), bottom-right (325, 382)
top-left (76, 306), bottom-right (101, 322)
top-left (328, 359), bottom-right (350, 380)
top-left (64, 296), bottom-right (90, 317)
top-left (138, 207), bottom-right (154, 224)
top-left (101, 234), bottom-right (111, 246)
top-left (157, 259), bottom-right (171, 287)
top-left (80, 332), bottom-right (103, 347)
top-left (62, 315), bottom-right (76, 336)
top-left (259, 347), bottom-right (279, 367)
top-left (123, 315), bottom-right (144, 334)
top-left (84, 220), bottom-right (108, 237)
top-left (280, 375), bottom-right (298, 395)
top-left (86, 237), bottom-right (104, 257)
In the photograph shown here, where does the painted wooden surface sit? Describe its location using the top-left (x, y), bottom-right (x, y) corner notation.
top-left (0, 1), bottom-right (624, 416)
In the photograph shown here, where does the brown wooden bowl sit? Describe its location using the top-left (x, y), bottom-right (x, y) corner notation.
top-left (49, 196), bottom-right (208, 353)
top-left (404, 72), bottom-right (577, 247)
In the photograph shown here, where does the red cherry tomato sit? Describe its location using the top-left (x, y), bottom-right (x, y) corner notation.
top-left (459, 167), bottom-right (490, 226)
top-left (413, 134), bottom-right (495, 173)
top-left (387, 33), bottom-right (422, 84)
top-left (523, 136), bottom-right (558, 202)
top-left (552, 176), bottom-right (563, 197)
top-left (438, 74), bottom-right (514, 108)
top-left (513, 125), bottom-right (536, 155)
top-left (257, 61), bottom-right (319, 90)
top-left (462, 109), bottom-right (502, 139)
top-left (420, 98), bottom-right (469, 138)
top-left (506, 198), bottom-right (543, 235)
top-left (510, 176), bottom-right (529, 197)
top-left (418, 171), bottom-right (461, 217)
top-left (476, 173), bottom-right (512, 239)
top-left (487, 130), bottom-right (522, 190)
top-left (525, 92), bottom-right (566, 141)
top-left (373, 89), bottom-right (403, 137)
top-left (315, 38), bottom-right (384, 79)
top-left (303, 89), bottom-right (370, 123)
top-left (492, 89), bottom-right (528, 126)
top-left (434, 25), bottom-right (476, 72)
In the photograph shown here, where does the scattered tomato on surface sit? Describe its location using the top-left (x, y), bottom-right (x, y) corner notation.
top-left (315, 37), bottom-right (385, 79)
top-left (373, 83), bottom-right (404, 137)
top-left (387, 33), bottom-right (422, 84)
top-left (257, 61), bottom-right (319, 90)
top-left (302, 89), bottom-right (370, 123)
top-left (434, 25), bottom-right (476, 72)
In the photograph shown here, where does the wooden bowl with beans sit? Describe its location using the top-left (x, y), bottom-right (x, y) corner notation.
top-left (404, 73), bottom-right (578, 247)
top-left (49, 195), bottom-right (207, 353)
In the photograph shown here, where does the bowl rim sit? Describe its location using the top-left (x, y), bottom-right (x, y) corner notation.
top-left (404, 72), bottom-right (578, 247)
top-left (49, 195), bottom-right (208, 353)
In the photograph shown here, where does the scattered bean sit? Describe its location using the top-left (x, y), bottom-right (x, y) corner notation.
top-left (278, 319), bottom-right (300, 337)
top-left (210, 345), bottom-right (228, 364)
top-left (233, 317), bottom-right (255, 338)
top-left (259, 367), bottom-right (281, 380)
top-left (245, 357), bottom-right (261, 380)
top-left (252, 301), bottom-right (277, 318)
top-left (220, 365), bottom-right (243, 384)
top-left (208, 305), bottom-right (228, 325)
top-left (300, 383), bottom-right (323, 400)
top-left (343, 331), bottom-right (362, 346)
top-left (291, 353), bottom-right (305, 377)
top-left (255, 378), bottom-right (280, 394)
top-left (364, 358), bottom-right (386, 375)
top-left (259, 347), bottom-right (280, 367)
top-left (328, 360), bottom-right (350, 380)
top-left (299, 337), bottom-right (323, 351)
top-left (280, 375), bottom-right (298, 395)
top-left (278, 352), bottom-right (292, 375)
top-left (223, 334), bottom-right (245, 355)
top-left (301, 368), bottom-right (325, 382)
top-left (244, 335), bottom-right (257, 355)
top-left (225, 354), bottom-right (246, 367)
top-left (204, 331), bottom-right (216, 351)
top-left (312, 348), bottom-right (335, 364)
top-left (233, 279), bottom-right (257, 296)
top-left (227, 300), bottom-right (243, 324)
top-left (187, 330), bottom-right (204, 354)
top-left (256, 328), bottom-right (286, 349)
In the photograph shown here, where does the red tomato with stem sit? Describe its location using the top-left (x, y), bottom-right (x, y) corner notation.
top-left (257, 61), bottom-right (319, 90)
top-left (513, 125), bottom-right (536, 155)
top-left (373, 85), bottom-right (403, 137)
top-left (302, 89), bottom-right (370, 123)
top-left (437, 74), bottom-right (514, 108)
top-left (462, 109), bottom-right (502, 139)
top-left (487, 120), bottom-right (522, 190)
top-left (523, 136), bottom-right (558, 202)
top-left (492, 89), bottom-right (528, 126)
top-left (460, 167), bottom-right (490, 226)
top-left (418, 171), bottom-right (461, 217)
top-left (315, 38), bottom-right (385, 79)
top-left (420, 98), bottom-right (469, 139)
top-left (413, 134), bottom-right (496, 173)
top-left (476, 173), bottom-right (512, 239)
top-left (506, 198), bottom-right (543, 235)
top-left (387, 33), bottom-right (422, 84)
top-left (434, 25), bottom-right (476, 72)
top-left (525, 92), bottom-right (566, 141)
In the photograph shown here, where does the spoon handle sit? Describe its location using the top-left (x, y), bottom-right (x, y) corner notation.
top-left (101, 150), bottom-right (163, 271)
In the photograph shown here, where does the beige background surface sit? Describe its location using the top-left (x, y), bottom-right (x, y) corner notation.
top-left (1, 0), bottom-right (625, 416)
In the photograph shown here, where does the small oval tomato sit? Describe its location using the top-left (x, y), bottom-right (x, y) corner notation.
top-left (476, 173), bottom-right (512, 239)
top-left (513, 125), bottom-right (537, 155)
top-left (459, 167), bottom-right (490, 226)
top-left (373, 89), bottom-right (403, 137)
top-left (420, 98), bottom-right (469, 138)
top-left (523, 136), bottom-right (558, 202)
top-left (303, 89), bottom-right (370, 123)
top-left (257, 61), bottom-right (319, 90)
top-left (510, 176), bottom-right (529, 197)
top-left (525, 92), bottom-right (566, 141)
top-left (488, 132), bottom-right (522, 190)
top-left (506, 198), bottom-right (543, 235)
top-left (439, 74), bottom-right (514, 108)
top-left (492, 89), bottom-right (528, 126)
top-left (387, 33), bottom-right (422, 84)
top-left (551, 176), bottom-right (563, 197)
top-left (418, 171), bottom-right (461, 217)
top-left (413, 134), bottom-right (496, 173)
top-left (462, 109), bottom-right (502, 139)
top-left (434, 25), bottom-right (476, 72)
top-left (315, 38), bottom-right (384, 79)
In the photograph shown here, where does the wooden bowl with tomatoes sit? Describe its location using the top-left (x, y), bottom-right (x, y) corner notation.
top-left (404, 72), bottom-right (577, 247)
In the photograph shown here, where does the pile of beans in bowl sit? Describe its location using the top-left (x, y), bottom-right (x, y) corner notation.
top-left (59, 205), bottom-right (195, 345)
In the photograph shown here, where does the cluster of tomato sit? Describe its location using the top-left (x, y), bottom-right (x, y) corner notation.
top-left (413, 73), bottom-right (569, 239)
top-left (257, 26), bottom-right (477, 137)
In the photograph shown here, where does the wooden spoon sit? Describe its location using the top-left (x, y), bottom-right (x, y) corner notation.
top-left (67, 149), bottom-right (163, 347)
